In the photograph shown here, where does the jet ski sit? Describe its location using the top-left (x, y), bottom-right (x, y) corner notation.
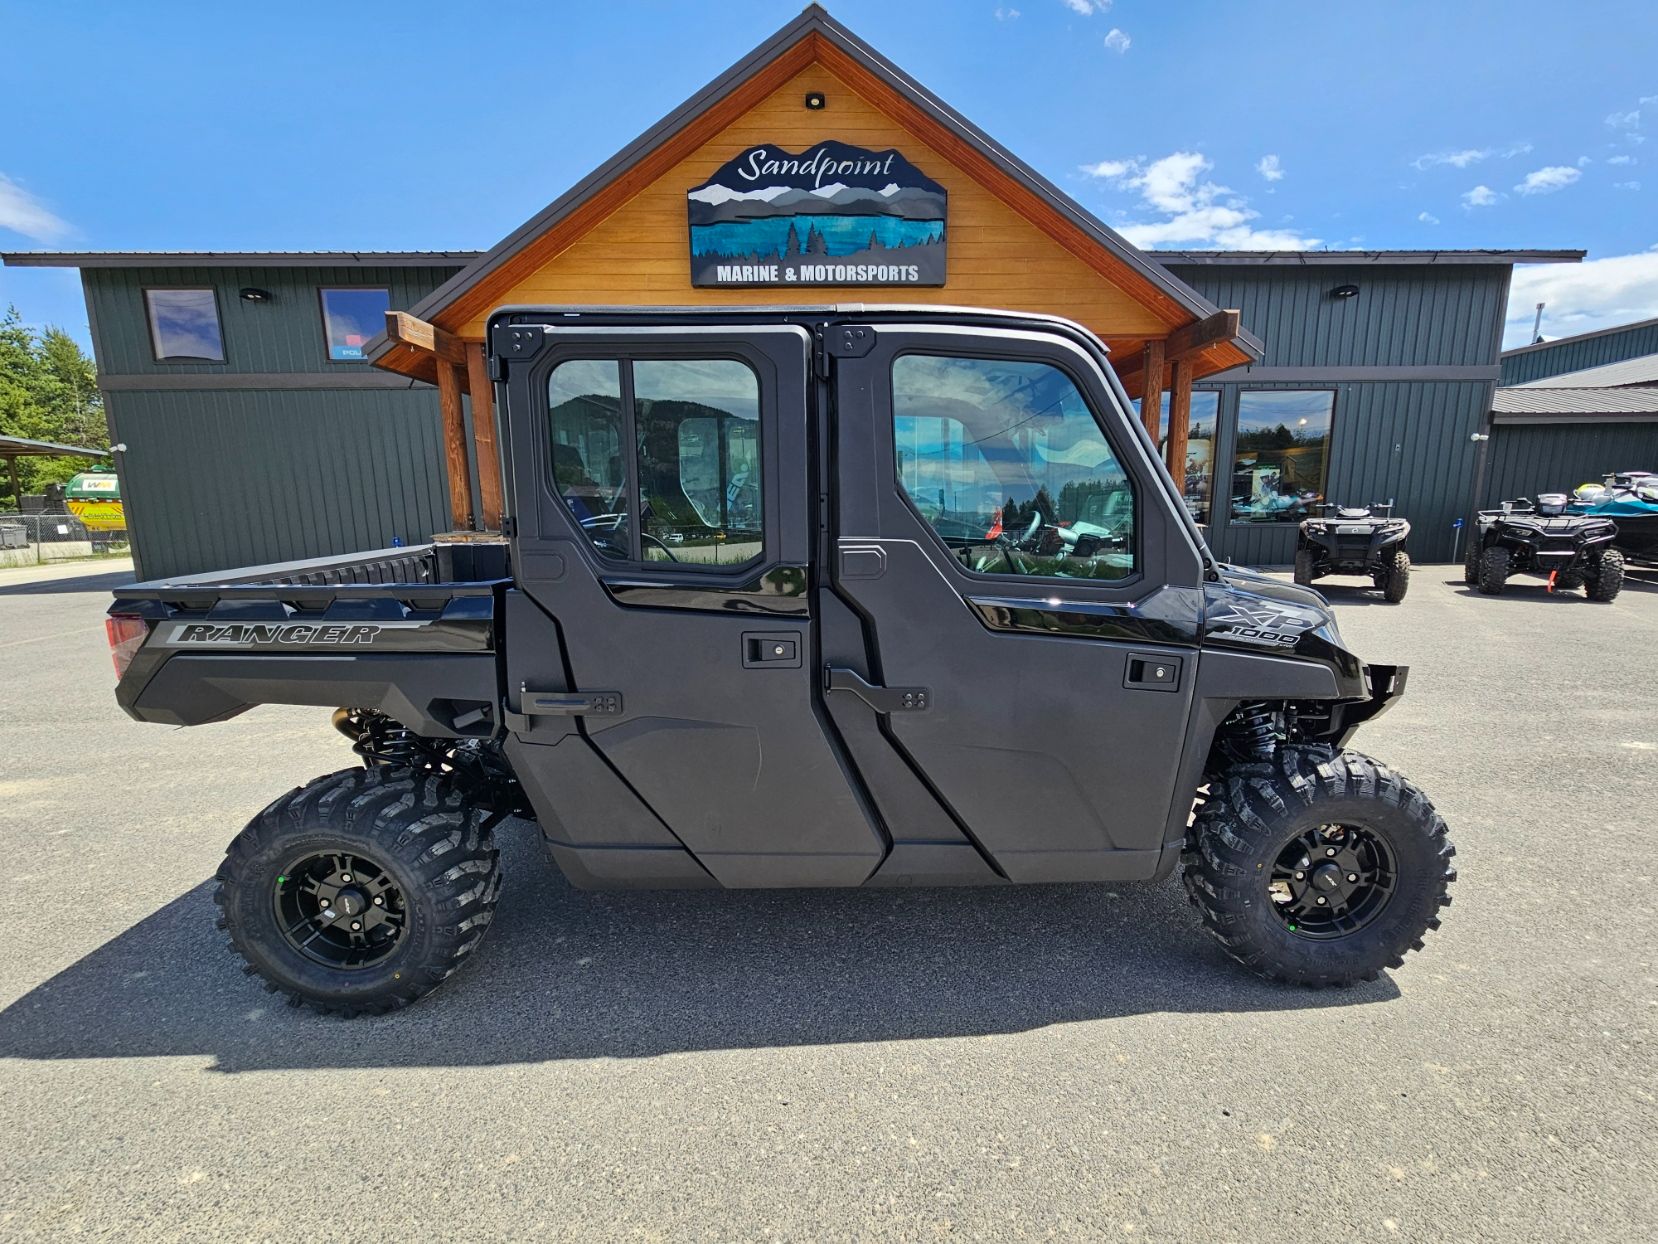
top-left (1571, 472), bottom-right (1658, 563)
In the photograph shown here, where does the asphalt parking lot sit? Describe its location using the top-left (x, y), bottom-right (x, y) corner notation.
top-left (1, 557), bottom-right (1654, 1241)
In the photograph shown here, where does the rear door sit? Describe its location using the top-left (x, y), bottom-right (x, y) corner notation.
top-left (827, 321), bottom-right (1207, 882)
top-left (497, 321), bottom-right (882, 887)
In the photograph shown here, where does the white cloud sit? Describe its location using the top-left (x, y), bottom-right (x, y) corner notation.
top-left (1061, 0), bottom-right (1109, 13)
top-left (1256, 154), bottom-right (1284, 182)
top-left (1607, 109), bottom-right (1642, 130)
top-left (1514, 165), bottom-right (1581, 195)
top-left (1411, 142), bottom-right (1531, 171)
top-left (1609, 154), bottom-right (1636, 165)
top-left (994, 6), bottom-right (1020, 19)
top-left (0, 173), bottom-right (71, 243)
top-left (1103, 27), bottom-right (1131, 53)
top-left (1506, 250), bottom-right (1658, 347)
top-left (1080, 151), bottom-right (1322, 249)
top-left (1462, 184), bottom-right (1500, 208)
top-left (1615, 180), bottom-right (1642, 190)
top-left (1418, 210), bottom-right (1440, 225)
top-left (1577, 155), bottom-right (1593, 167)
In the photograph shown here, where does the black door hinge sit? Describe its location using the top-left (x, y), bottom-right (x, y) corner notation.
top-left (824, 666), bottom-right (929, 713)
top-left (500, 515), bottom-right (517, 539)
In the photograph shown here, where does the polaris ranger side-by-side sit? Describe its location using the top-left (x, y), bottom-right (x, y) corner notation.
top-left (106, 307), bottom-right (1455, 1014)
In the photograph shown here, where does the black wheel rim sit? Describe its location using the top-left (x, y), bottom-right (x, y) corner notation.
top-left (273, 851), bottom-right (408, 968)
top-left (1266, 823), bottom-right (1396, 940)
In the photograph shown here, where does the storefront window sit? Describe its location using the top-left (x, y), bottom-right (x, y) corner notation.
top-left (1229, 390), bottom-right (1334, 524)
top-left (319, 288), bottom-right (391, 361)
top-left (1149, 391), bottom-right (1220, 525)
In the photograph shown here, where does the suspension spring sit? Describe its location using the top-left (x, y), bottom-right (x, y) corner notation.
top-left (1225, 701), bottom-right (1279, 762)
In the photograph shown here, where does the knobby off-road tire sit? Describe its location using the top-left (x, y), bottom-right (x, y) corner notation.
top-left (1556, 570), bottom-right (1586, 592)
top-left (215, 767), bottom-right (501, 1016)
top-left (1478, 545), bottom-right (1510, 595)
top-left (1463, 538), bottom-right (1482, 586)
top-left (1587, 548), bottom-right (1625, 602)
top-left (1293, 549), bottom-right (1318, 587)
top-left (1182, 747), bottom-right (1455, 987)
top-left (1381, 549), bottom-right (1411, 602)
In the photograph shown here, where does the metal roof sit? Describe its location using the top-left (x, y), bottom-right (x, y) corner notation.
top-left (1492, 386), bottom-right (1658, 420)
top-left (382, 4), bottom-right (1228, 351)
top-left (0, 435), bottom-right (110, 458)
top-left (1156, 249), bottom-right (1584, 267)
top-left (1, 251), bottom-right (481, 269)
top-left (1516, 353), bottom-right (1658, 389)
top-left (1501, 314), bottom-right (1658, 357)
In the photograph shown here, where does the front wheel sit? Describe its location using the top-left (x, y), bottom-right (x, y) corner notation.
top-left (1381, 548), bottom-right (1410, 602)
top-left (1463, 538), bottom-right (1481, 586)
top-left (1293, 548), bottom-right (1318, 586)
top-left (215, 767), bottom-right (501, 1015)
top-left (1478, 545), bottom-right (1510, 595)
top-left (1182, 748), bottom-right (1455, 986)
top-left (1587, 548), bottom-right (1625, 602)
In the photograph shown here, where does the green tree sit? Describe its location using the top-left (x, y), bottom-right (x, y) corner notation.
top-left (0, 305), bottom-right (106, 502)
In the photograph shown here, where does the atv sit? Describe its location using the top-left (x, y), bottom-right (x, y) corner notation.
top-left (1293, 502), bottom-right (1411, 602)
top-left (1464, 494), bottom-right (1623, 600)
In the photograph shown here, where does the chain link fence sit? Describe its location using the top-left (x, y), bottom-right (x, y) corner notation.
top-left (0, 512), bottom-right (130, 568)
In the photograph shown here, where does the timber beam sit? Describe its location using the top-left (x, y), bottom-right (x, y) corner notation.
top-left (1113, 309), bottom-right (1243, 394)
top-left (384, 310), bottom-right (470, 365)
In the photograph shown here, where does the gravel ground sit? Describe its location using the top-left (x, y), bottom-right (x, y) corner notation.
top-left (0, 557), bottom-right (1654, 1242)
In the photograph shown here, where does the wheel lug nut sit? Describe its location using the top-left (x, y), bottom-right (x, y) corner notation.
top-left (1325, 847), bottom-right (1337, 857)
top-left (341, 873), bottom-right (353, 883)
top-left (373, 896), bottom-right (384, 906)
top-left (1294, 872), bottom-right (1305, 880)
top-left (1316, 897), bottom-right (1327, 905)
top-left (1347, 873), bottom-right (1358, 883)
top-left (351, 922), bottom-right (362, 931)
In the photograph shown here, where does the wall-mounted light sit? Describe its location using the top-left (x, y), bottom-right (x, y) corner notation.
top-left (239, 287), bottom-right (272, 303)
top-left (804, 91), bottom-right (827, 110)
top-left (1329, 283), bottom-right (1360, 300)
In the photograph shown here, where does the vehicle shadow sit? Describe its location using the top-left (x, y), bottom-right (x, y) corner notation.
top-left (0, 823), bottom-right (1398, 1071)
top-left (1305, 580), bottom-right (1395, 607)
top-left (0, 569), bottom-right (136, 596)
top-left (1440, 577), bottom-right (1637, 602)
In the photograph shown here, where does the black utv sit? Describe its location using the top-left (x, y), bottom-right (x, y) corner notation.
top-left (1464, 494), bottom-right (1623, 600)
top-left (1293, 502), bottom-right (1411, 602)
top-left (105, 307), bottom-right (1456, 1016)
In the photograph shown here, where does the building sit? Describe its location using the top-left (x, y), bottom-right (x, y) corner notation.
top-left (1482, 319), bottom-right (1658, 503)
top-left (3, 7), bottom-right (1595, 574)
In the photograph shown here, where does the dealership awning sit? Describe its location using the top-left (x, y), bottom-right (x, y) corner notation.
top-left (0, 435), bottom-right (109, 508)
top-left (1491, 385), bottom-right (1658, 423)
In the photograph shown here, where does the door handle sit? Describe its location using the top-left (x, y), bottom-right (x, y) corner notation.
top-left (824, 666), bottom-right (930, 712)
top-left (1123, 653), bottom-right (1182, 692)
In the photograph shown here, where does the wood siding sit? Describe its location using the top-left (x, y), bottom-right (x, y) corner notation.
top-left (462, 64), bottom-right (1168, 345)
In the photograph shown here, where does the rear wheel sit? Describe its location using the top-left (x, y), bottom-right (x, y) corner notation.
top-left (1381, 549), bottom-right (1410, 602)
top-left (214, 767), bottom-right (501, 1016)
top-left (1478, 545), bottom-right (1510, 595)
top-left (1183, 748), bottom-right (1455, 986)
top-left (1293, 548), bottom-right (1318, 586)
top-left (1587, 548), bottom-right (1625, 602)
top-left (1463, 538), bottom-right (1481, 585)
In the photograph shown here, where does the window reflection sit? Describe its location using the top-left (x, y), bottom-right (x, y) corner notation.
top-left (1230, 390), bottom-right (1335, 523)
top-left (1147, 391), bottom-right (1220, 525)
top-left (549, 360), bottom-right (628, 560)
top-left (893, 354), bottom-right (1137, 581)
top-left (145, 289), bottom-right (223, 362)
top-left (320, 288), bottom-right (391, 361)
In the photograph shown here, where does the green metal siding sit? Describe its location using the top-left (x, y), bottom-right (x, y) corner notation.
top-left (109, 388), bottom-right (451, 581)
top-left (1500, 320), bottom-right (1658, 385)
top-left (84, 265), bottom-right (464, 375)
top-left (1482, 423), bottom-right (1658, 508)
top-left (1164, 264), bottom-right (1511, 368)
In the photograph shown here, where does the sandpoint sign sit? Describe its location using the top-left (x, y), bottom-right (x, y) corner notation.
top-left (687, 141), bottom-right (947, 288)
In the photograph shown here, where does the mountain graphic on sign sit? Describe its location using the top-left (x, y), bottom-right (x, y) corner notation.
top-left (687, 142), bottom-right (947, 226)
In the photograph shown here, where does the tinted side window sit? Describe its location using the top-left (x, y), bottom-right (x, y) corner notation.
top-left (635, 359), bottom-right (762, 566)
top-left (549, 360), bottom-right (628, 560)
top-left (892, 354), bottom-right (1136, 581)
top-left (546, 357), bottom-right (764, 569)
top-left (145, 288), bottom-right (224, 362)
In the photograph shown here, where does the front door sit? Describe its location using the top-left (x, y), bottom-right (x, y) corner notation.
top-left (500, 322), bottom-right (882, 887)
top-left (828, 322), bottom-right (1206, 882)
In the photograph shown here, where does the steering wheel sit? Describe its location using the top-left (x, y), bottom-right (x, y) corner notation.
top-left (641, 532), bottom-right (679, 563)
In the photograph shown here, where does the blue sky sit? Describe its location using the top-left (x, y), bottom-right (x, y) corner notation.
top-left (2, 0), bottom-right (1655, 348)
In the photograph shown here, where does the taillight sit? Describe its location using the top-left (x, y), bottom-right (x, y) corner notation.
top-left (105, 615), bottom-right (149, 680)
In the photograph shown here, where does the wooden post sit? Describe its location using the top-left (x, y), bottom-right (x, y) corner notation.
top-left (6, 456), bottom-right (19, 511)
top-left (464, 343), bottom-right (505, 531)
top-left (435, 359), bottom-right (475, 531)
top-left (1167, 357), bottom-right (1194, 484)
top-left (1140, 339), bottom-right (1165, 446)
